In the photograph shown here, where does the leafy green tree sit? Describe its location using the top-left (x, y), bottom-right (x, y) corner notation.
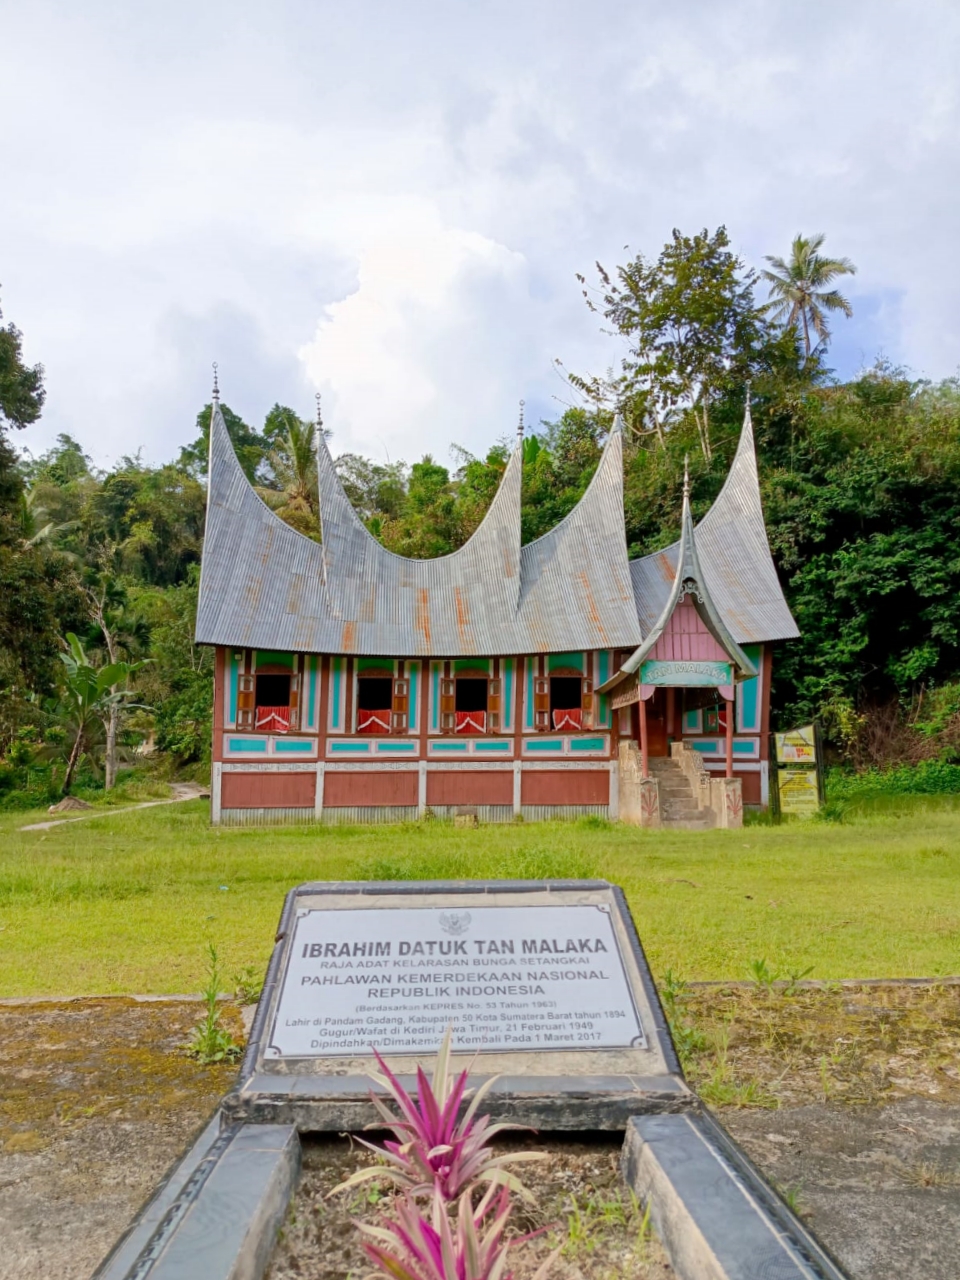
top-left (381, 457), bottom-right (458, 557)
top-left (578, 227), bottom-right (768, 460)
top-left (56, 632), bottom-right (143, 793)
top-left (0, 293), bottom-right (45, 433)
top-left (132, 566), bottom-right (213, 768)
top-left (335, 453), bottom-right (408, 531)
top-left (179, 402), bottom-right (268, 483)
top-left (762, 233), bottom-right (856, 356)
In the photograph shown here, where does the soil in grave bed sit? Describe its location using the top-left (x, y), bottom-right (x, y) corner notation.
top-left (267, 1132), bottom-right (675, 1280)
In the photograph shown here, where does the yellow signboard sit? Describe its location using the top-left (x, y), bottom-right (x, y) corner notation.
top-left (777, 767), bottom-right (820, 817)
top-left (775, 724), bottom-right (817, 764)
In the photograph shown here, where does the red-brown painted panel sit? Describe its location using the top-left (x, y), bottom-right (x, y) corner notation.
top-left (221, 771), bottom-right (315, 809)
top-left (427, 771), bottom-right (513, 806)
top-left (740, 771), bottom-right (761, 805)
top-left (521, 770), bottom-right (609, 805)
top-left (325, 770), bottom-right (418, 807)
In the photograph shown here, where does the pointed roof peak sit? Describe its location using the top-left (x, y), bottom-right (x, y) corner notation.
top-left (211, 362), bottom-right (220, 405)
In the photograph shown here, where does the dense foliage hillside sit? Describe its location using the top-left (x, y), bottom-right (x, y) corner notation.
top-left (1, 229), bottom-right (958, 801)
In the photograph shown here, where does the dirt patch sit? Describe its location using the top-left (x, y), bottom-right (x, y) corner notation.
top-left (268, 1133), bottom-right (674, 1280)
top-left (0, 999), bottom-right (241, 1280)
top-left (682, 981), bottom-right (960, 1107)
top-left (1, 989), bottom-right (959, 1280)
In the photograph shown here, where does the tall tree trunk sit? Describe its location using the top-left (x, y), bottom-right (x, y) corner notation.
top-left (802, 309), bottom-right (811, 357)
top-left (102, 617), bottom-right (119, 792)
top-left (63, 729), bottom-right (84, 795)
top-left (105, 704), bottom-right (118, 791)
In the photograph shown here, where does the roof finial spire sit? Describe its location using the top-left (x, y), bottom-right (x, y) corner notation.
top-left (315, 391), bottom-right (323, 429)
top-left (212, 362), bottom-right (219, 404)
top-left (517, 399), bottom-right (525, 448)
top-left (682, 454), bottom-right (691, 503)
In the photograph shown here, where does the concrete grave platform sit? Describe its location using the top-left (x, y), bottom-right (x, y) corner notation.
top-left (226, 878), bottom-right (691, 1130)
top-left (623, 1110), bottom-right (849, 1280)
top-left (94, 1120), bottom-right (299, 1280)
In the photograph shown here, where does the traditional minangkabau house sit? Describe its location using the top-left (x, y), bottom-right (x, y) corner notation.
top-left (195, 387), bottom-right (798, 828)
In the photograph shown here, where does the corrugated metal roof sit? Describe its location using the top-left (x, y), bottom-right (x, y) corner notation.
top-left (598, 462), bottom-right (758, 697)
top-left (195, 405), bottom-right (644, 656)
top-left (629, 408), bottom-right (799, 644)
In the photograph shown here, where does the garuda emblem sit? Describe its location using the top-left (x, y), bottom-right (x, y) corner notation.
top-left (438, 911), bottom-right (471, 936)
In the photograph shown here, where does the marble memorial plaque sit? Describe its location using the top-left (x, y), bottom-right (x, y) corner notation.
top-left (228, 880), bottom-right (690, 1131)
top-left (269, 903), bottom-right (645, 1058)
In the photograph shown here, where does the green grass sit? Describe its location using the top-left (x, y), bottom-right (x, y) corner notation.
top-left (1, 799), bottom-right (958, 995)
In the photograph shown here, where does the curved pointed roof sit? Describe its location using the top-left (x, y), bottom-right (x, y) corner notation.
top-left (195, 405), bottom-right (643, 656)
top-left (629, 407), bottom-right (799, 644)
top-left (598, 463), bottom-right (757, 697)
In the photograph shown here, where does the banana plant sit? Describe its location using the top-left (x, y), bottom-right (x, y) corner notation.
top-left (57, 632), bottom-right (145, 794)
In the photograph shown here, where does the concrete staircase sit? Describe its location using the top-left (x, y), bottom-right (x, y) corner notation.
top-left (648, 757), bottom-right (716, 829)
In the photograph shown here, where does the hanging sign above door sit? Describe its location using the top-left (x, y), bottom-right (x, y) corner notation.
top-left (640, 659), bottom-right (732, 687)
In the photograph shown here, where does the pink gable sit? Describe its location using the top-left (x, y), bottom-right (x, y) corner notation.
top-left (646, 599), bottom-right (731, 664)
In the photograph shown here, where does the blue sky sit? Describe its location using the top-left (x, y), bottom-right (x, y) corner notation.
top-left (2, 0), bottom-right (958, 470)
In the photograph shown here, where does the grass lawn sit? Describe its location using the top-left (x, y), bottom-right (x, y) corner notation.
top-left (1, 799), bottom-right (958, 996)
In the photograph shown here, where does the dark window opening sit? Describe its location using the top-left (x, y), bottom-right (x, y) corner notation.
top-left (255, 674), bottom-right (291, 707)
top-left (455, 678), bottom-right (488, 713)
top-left (357, 677), bottom-right (393, 710)
top-left (549, 676), bottom-right (582, 713)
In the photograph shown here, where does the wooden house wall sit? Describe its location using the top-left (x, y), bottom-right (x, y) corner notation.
top-left (211, 640), bottom-right (777, 821)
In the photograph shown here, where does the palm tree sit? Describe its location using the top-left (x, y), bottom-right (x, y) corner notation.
top-left (256, 412), bottom-right (320, 540)
top-left (762, 234), bottom-right (857, 356)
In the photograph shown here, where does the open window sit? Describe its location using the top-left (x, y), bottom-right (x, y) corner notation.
top-left (356, 668), bottom-right (409, 734)
top-left (254, 667), bottom-right (298, 733)
top-left (538, 666), bottom-right (594, 732)
top-left (356, 674), bottom-right (393, 734)
top-left (454, 676), bottom-right (488, 734)
top-left (439, 669), bottom-right (500, 734)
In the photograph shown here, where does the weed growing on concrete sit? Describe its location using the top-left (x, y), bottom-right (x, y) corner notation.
top-left (185, 944), bottom-right (242, 1064)
top-left (233, 963), bottom-right (264, 1005)
top-left (659, 969), bottom-right (707, 1066)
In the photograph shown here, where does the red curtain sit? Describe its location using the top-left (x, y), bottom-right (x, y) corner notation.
top-left (255, 706), bottom-right (291, 733)
top-left (454, 711), bottom-right (487, 735)
top-left (552, 708), bottom-right (582, 731)
top-left (358, 710), bottom-right (391, 735)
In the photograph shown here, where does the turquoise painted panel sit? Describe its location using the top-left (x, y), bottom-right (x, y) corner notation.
top-left (377, 742), bottom-right (416, 753)
top-left (227, 738), bottom-right (268, 753)
top-left (738, 644), bottom-right (761, 732)
top-left (227, 651), bottom-right (238, 727)
top-left (330, 741), bottom-right (369, 753)
top-left (331, 657), bottom-right (342, 730)
top-left (432, 742), bottom-right (468, 753)
top-left (642, 659), bottom-right (731, 687)
top-left (431, 663), bottom-right (441, 733)
top-left (525, 659), bottom-right (535, 731)
top-left (682, 709), bottom-right (702, 733)
top-left (475, 741), bottom-right (510, 752)
top-left (306, 656), bottom-right (317, 729)
top-left (503, 659), bottom-right (513, 731)
top-left (526, 739), bottom-right (563, 752)
top-left (570, 737), bottom-right (606, 752)
top-left (274, 739), bottom-right (314, 753)
top-left (690, 740), bottom-right (721, 754)
top-left (596, 651), bottom-right (610, 728)
top-left (408, 663), bottom-right (418, 733)
top-left (733, 739), bottom-right (759, 756)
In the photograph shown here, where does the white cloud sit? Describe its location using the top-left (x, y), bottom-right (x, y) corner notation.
top-left (2, 0), bottom-right (959, 468)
